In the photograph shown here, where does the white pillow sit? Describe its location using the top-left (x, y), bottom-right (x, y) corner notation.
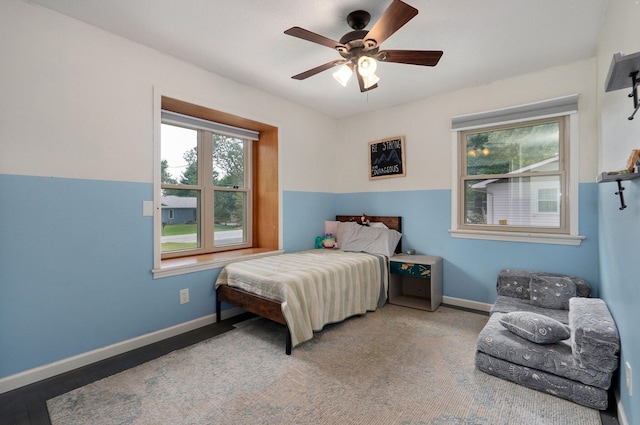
top-left (368, 222), bottom-right (389, 229)
top-left (324, 220), bottom-right (339, 240)
top-left (324, 220), bottom-right (360, 248)
top-left (340, 224), bottom-right (402, 257)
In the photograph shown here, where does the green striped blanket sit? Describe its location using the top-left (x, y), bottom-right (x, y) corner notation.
top-left (215, 249), bottom-right (388, 348)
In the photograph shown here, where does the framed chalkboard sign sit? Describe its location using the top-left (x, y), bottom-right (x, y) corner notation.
top-left (369, 136), bottom-right (406, 180)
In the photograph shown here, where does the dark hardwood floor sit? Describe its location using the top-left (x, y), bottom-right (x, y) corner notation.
top-left (0, 310), bottom-right (621, 425)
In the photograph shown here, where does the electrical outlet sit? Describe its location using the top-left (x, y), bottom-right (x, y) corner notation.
top-left (626, 361), bottom-right (633, 396)
top-left (179, 288), bottom-right (189, 304)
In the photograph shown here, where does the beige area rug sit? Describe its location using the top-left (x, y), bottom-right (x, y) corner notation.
top-left (47, 305), bottom-right (601, 425)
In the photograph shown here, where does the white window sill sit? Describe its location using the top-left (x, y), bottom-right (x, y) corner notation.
top-left (448, 229), bottom-right (584, 246)
top-left (152, 248), bottom-right (284, 279)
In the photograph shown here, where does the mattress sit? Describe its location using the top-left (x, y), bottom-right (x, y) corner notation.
top-left (215, 249), bottom-right (388, 347)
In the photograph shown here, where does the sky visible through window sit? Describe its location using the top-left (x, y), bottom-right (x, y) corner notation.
top-left (161, 124), bottom-right (196, 182)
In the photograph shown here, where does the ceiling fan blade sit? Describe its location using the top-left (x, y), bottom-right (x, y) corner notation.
top-left (379, 50), bottom-right (443, 66)
top-left (291, 60), bottom-right (346, 80)
top-left (364, 0), bottom-right (418, 48)
top-left (357, 72), bottom-right (378, 92)
top-left (284, 27), bottom-right (345, 50)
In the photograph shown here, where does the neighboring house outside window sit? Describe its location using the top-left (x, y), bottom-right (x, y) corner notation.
top-left (161, 197), bottom-right (194, 225)
top-left (450, 95), bottom-right (584, 246)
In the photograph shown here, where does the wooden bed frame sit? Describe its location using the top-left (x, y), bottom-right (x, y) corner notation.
top-left (215, 215), bottom-right (402, 354)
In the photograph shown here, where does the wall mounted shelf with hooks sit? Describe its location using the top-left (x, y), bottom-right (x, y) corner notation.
top-left (597, 171), bottom-right (640, 210)
top-left (605, 51), bottom-right (640, 120)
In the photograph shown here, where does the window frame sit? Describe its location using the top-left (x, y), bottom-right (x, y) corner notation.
top-left (449, 96), bottom-right (584, 246)
top-left (152, 90), bottom-right (281, 278)
top-left (160, 122), bottom-right (253, 259)
top-left (457, 117), bottom-right (569, 235)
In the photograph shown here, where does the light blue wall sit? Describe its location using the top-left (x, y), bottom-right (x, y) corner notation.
top-left (0, 180), bottom-right (337, 378)
top-left (597, 181), bottom-right (640, 424)
top-left (0, 175), bottom-right (221, 377)
top-left (0, 177), bottom-right (601, 381)
top-left (336, 184), bottom-right (600, 303)
top-left (282, 191), bottom-right (336, 253)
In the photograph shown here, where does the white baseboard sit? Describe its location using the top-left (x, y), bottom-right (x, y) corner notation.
top-left (443, 295), bottom-right (492, 313)
top-left (615, 389), bottom-right (629, 425)
top-left (0, 307), bottom-right (245, 395)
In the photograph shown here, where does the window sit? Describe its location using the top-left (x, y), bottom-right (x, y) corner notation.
top-left (450, 95), bottom-right (583, 245)
top-left (537, 187), bottom-right (559, 213)
top-left (459, 117), bottom-right (567, 233)
top-left (153, 95), bottom-right (280, 272)
top-left (160, 114), bottom-right (253, 257)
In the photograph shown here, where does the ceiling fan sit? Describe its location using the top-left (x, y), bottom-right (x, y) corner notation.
top-left (284, 0), bottom-right (443, 92)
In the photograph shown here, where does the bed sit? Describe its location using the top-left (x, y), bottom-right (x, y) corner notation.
top-left (215, 215), bottom-right (402, 354)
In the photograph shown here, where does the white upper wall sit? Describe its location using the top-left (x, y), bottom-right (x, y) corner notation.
top-left (597, 0), bottom-right (640, 171)
top-left (0, 0), bottom-right (338, 193)
top-left (335, 58), bottom-right (598, 193)
top-left (2, 0), bottom-right (599, 195)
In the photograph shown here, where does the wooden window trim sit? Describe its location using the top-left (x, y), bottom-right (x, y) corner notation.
top-left (154, 96), bottom-right (279, 277)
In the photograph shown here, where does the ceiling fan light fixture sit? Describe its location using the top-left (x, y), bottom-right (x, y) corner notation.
top-left (284, 0), bottom-right (442, 94)
top-left (332, 65), bottom-right (353, 87)
top-left (362, 72), bottom-right (380, 89)
top-left (357, 56), bottom-right (377, 77)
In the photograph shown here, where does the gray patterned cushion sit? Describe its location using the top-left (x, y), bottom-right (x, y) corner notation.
top-left (570, 298), bottom-right (620, 372)
top-left (495, 269), bottom-right (592, 303)
top-left (499, 311), bottom-right (570, 344)
top-left (491, 296), bottom-right (570, 324)
top-left (475, 352), bottom-right (609, 410)
top-left (496, 269), bottom-right (532, 299)
top-left (537, 272), bottom-right (591, 298)
top-left (529, 275), bottom-right (576, 310)
top-left (478, 313), bottom-right (613, 388)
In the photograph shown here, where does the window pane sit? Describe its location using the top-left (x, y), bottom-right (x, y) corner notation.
top-left (465, 122), bottom-right (559, 176)
top-left (161, 123), bottom-right (198, 185)
top-left (214, 191), bottom-right (246, 246)
top-left (464, 175), bottom-right (561, 228)
top-left (161, 190), bottom-right (200, 252)
top-left (538, 188), bottom-right (559, 213)
top-left (213, 135), bottom-right (245, 188)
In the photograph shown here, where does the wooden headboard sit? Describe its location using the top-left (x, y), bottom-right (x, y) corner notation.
top-left (336, 215), bottom-right (402, 254)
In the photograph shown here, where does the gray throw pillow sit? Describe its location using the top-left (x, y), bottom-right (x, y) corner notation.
top-left (529, 275), bottom-right (576, 310)
top-left (499, 311), bottom-right (570, 344)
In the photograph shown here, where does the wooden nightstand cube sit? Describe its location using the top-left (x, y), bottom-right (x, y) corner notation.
top-left (389, 254), bottom-right (443, 311)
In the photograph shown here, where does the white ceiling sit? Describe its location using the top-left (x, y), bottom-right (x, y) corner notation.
top-left (24, 0), bottom-right (609, 118)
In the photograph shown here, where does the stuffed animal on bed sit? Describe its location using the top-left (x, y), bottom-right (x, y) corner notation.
top-left (322, 233), bottom-right (337, 248)
top-left (358, 213), bottom-right (370, 226)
